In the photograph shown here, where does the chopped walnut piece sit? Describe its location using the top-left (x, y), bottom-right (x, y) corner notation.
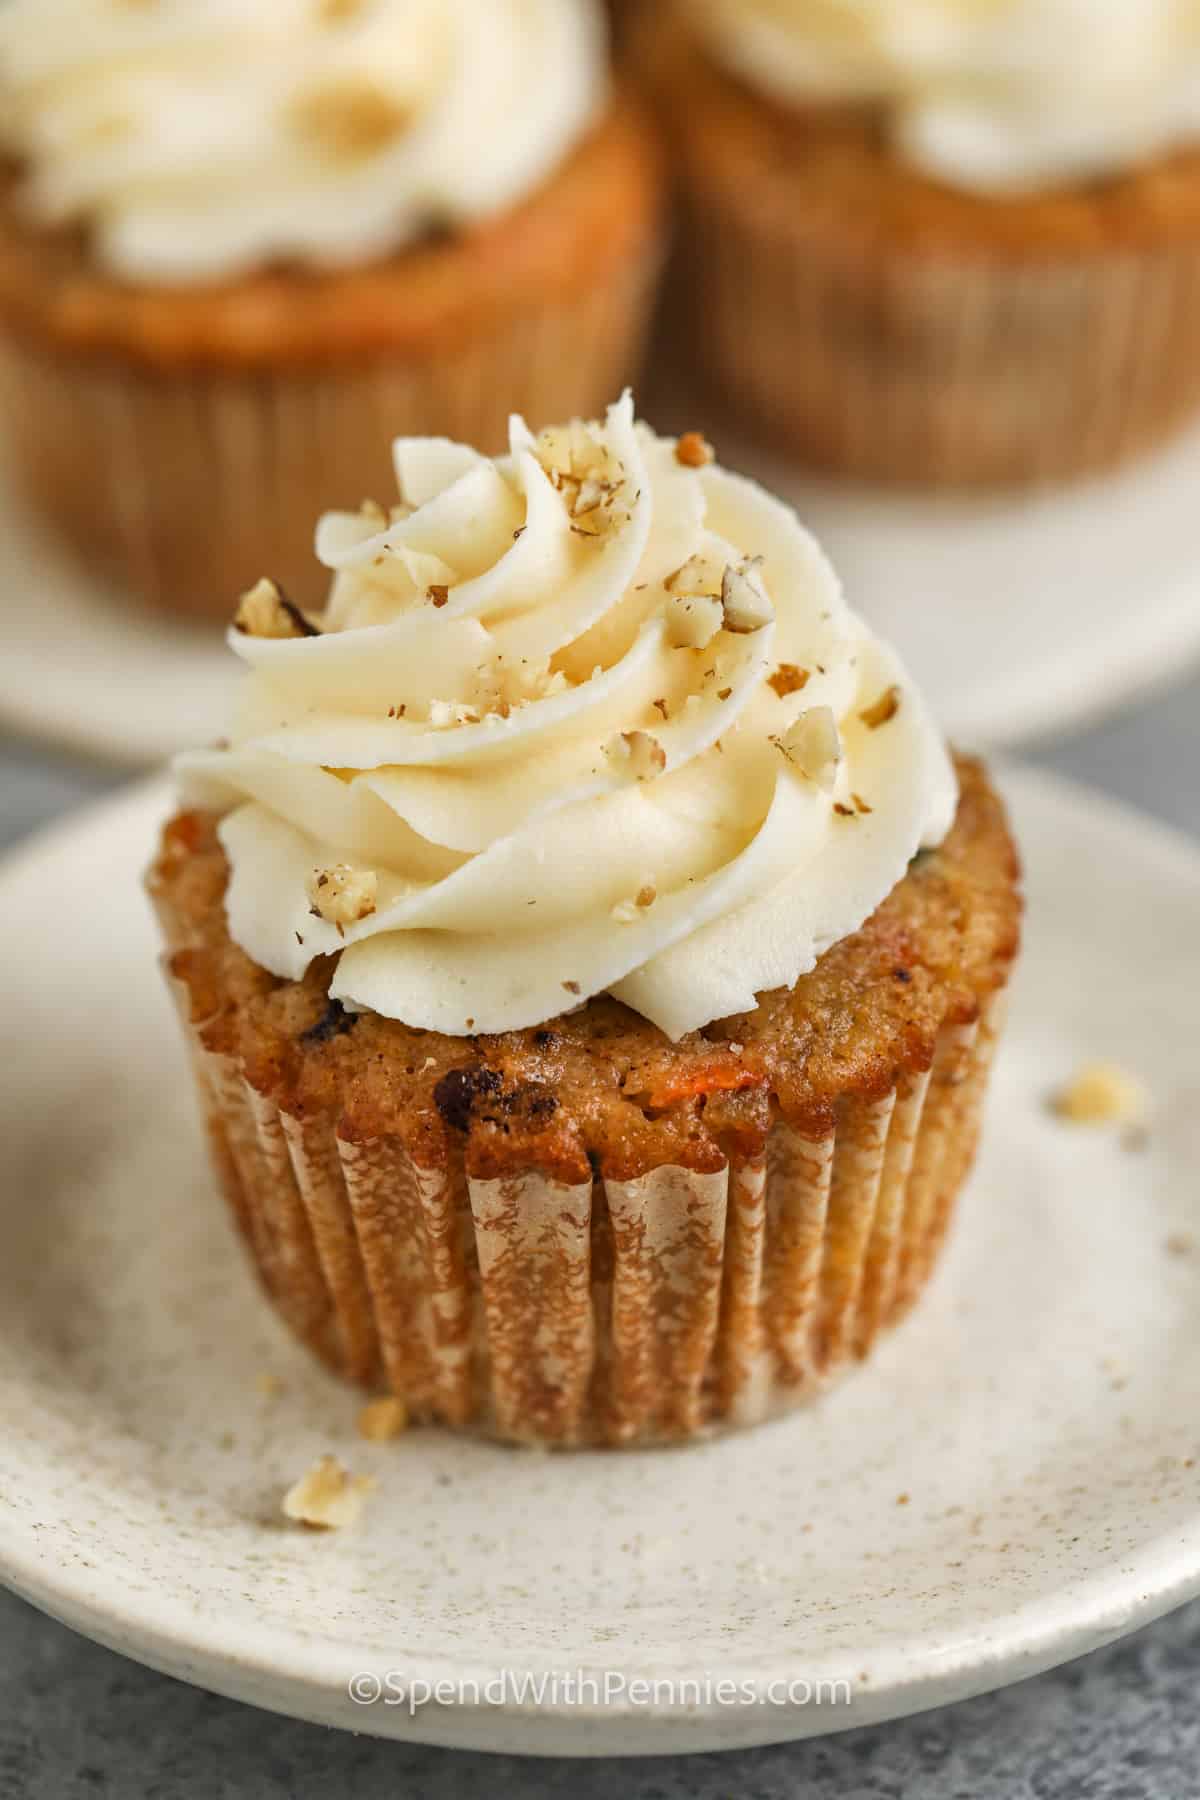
top-left (664, 591), bottom-right (722, 650)
top-left (860, 685), bottom-right (902, 729)
top-left (233, 577), bottom-right (318, 640)
top-left (664, 554), bottom-right (720, 596)
top-left (675, 431), bottom-right (715, 468)
top-left (427, 584), bottom-right (450, 608)
top-left (768, 663), bottom-right (810, 698)
top-left (286, 79), bottom-right (411, 160)
top-left (282, 1456), bottom-right (374, 1530)
top-left (357, 1396), bottom-right (409, 1442)
top-left (721, 558), bottom-right (772, 633)
top-left (611, 883), bottom-right (657, 924)
top-left (1052, 1062), bottom-right (1148, 1126)
top-left (774, 706), bottom-right (842, 791)
top-left (306, 863), bottom-right (378, 927)
top-left (562, 980), bottom-right (582, 996)
top-left (605, 729), bottom-right (667, 781)
top-left (852, 792), bottom-right (874, 814)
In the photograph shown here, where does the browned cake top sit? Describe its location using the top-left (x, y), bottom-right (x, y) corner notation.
top-left (151, 754), bottom-right (1020, 1183)
top-left (0, 100), bottom-right (660, 367)
top-left (651, 16), bottom-right (1200, 258)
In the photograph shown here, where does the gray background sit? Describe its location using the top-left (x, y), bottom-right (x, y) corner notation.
top-left (2, 672), bottom-right (1200, 1798)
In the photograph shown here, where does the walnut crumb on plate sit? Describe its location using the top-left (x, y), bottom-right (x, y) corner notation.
top-left (357, 1397), bottom-right (409, 1442)
top-left (1051, 1061), bottom-right (1148, 1126)
top-left (282, 1455), bottom-right (374, 1530)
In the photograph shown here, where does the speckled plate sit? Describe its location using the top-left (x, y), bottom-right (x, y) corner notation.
top-left (1, 766), bottom-right (1199, 1757)
top-left (5, 411), bottom-right (1200, 763)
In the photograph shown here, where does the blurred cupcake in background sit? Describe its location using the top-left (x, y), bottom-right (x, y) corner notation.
top-left (644, 0), bottom-right (1200, 486)
top-left (0, 0), bottom-right (663, 618)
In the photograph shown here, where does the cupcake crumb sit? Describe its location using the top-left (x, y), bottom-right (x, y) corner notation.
top-left (282, 1456), bottom-right (373, 1530)
top-left (675, 431), bottom-right (715, 468)
top-left (233, 577), bottom-right (318, 640)
top-left (357, 1396), bottom-right (409, 1442)
top-left (1051, 1061), bottom-right (1147, 1127)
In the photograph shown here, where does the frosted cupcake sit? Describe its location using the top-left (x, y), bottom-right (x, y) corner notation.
top-left (0, 0), bottom-right (663, 618)
top-left (149, 393), bottom-right (1021, 1446)
top-left (644, 0), bottom-right (1200, 485)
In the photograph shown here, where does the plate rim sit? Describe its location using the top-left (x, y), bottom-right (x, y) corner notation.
top-left (2, 762), bottom-right (1200, 1754)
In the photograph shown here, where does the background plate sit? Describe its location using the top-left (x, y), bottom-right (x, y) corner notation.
top-left (1, 767), bottom-right (1199, 1756)
top-left (4, 414), bottom-right (1200, 763)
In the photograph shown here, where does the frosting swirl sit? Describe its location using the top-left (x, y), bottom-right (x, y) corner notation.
top-left (691, 0), bottom-right (1200, 193)
top-left (0, 0), bottom-right (606, 282)
top-left (177, 394), bottom-right (958, 1040)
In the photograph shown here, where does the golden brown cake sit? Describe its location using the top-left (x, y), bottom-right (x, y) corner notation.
top-left (644, 3), bottom-right (1200, 486)
top-left (150, 395), bottom-right (1020, 1446)
top-left (0, 2), bottom-right (664, 617)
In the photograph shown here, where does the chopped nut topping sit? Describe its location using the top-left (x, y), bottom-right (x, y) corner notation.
top-left (664, 591), bottom-right (722, 650)
top-left (562, 980), bottom-right (582, 995)
top-left (721, 557), bottom-right (772, 633)
top-left (768, 663), bottom-right (810, 698)
top-left (233, 577), bottom-right (319, 640)
top-left (774, 706), bottom-right (842, 791)
top-left (664, 554), bottom-right (719, 597)
top-left (428, 584), bottom-right (450, 607)
top-left (852, 792), bottom-right (873, 814)
top-left (286, 79), bottom-right (412, 160)
top-left (675, 431), bottom-right (715, 468)
top-left (282, 1455), bottom-right (373, 1530)
top-left (1051, 1062), bottom-right (1148, 1126)
top-left (357, 1396), bottom-right (409, 1442)
top-left (612, 884), bottom-right (657, 924)
top-left (833, 803), bottom-right (855, 817)
top-left (605, 729), bottom-right (667, 782)
top-left (860, 685), bottom-right (902, 730)
top-left (306, 863), bottom-right (378, 928)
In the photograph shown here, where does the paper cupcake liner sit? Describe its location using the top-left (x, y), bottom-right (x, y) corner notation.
top-left (674, 159), bottom-right (1200, 486)
top-left (0, 245), bottom-right (659, 621)
top-left (162, 950), bottom-right (1006, 1447)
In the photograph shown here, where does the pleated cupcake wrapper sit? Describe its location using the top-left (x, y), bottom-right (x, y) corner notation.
top-left (164, 956), bottom-right (1006, 1447)
top-left (0, 245), bottom-right (659, 622)
top-left (679, 162), bottom-right (1200, 485)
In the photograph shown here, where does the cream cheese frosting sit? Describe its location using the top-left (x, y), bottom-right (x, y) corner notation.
top-left (0, 0), bottom-right (606, 283)
top-left (177, 394), bottom-right (958, 1040)
top-left (691, 0), bottom-right (1200, 193)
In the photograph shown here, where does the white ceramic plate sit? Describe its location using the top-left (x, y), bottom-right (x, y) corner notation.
top-left (4, 417), bottom-right (1200, 764)
top-left (1, 766), bottom-right (1199, 1757)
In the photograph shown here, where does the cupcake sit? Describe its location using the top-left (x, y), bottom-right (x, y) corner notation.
top-left (149, 393), bottom-right (1021, 1447)
top-left (643, 1), bottom-right (1200, 486)
top-left (0, 1), bottom-right (663, 619)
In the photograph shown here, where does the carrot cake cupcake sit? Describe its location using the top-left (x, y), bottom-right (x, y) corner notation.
top-left (0, 0), bottom-right (663, 617)
top-left (150, 393), bottom-right (1021, 1447)
top-left (644, 0), bottom-right (1200, 486)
